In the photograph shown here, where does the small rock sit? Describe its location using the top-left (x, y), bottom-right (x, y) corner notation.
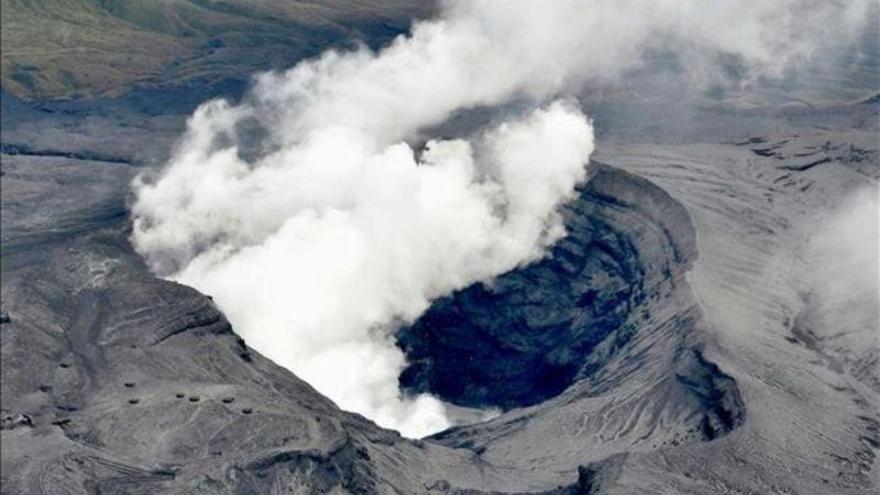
top-left (123, 382), bottom-right (136, 388)
top-left (577, 465), bottom-right (597, 493)
top-left (426, 480), bottom-right (451, 492)
top-left (1, 412), bottom-right (33, 430)
top-left (128, 398), bottom-right (140, 405)
top-left (241, 408), bottom-right (253, 415)
top-left (188, 396), bottom-right (200, 403)
top-left (59, 362), bottom-right (70, 369)
top-left (221, 397), bottom-right (234, 404)
top-left (175, 393), bottom-right (185, 399)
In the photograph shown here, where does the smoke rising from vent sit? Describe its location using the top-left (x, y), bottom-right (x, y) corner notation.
top-left (131, 0), bottom-right (873, 437)
top-left (800, 186), bottom-right (880, 379)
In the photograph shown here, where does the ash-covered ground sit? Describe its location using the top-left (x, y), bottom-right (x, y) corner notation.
top-left (1, 1), bottom-right (878, 493)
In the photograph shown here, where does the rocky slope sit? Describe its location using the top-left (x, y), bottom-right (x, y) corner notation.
top-left (2, 95), bottom-right (877, 495)
top-left (1, 2), bottom-right (878, 493)
top-left (398, 163), bottom-right (700, 411)
top-left (3, 126), bottom-right (747, 491)
top-left (574, 100), bottom-right (879, 494)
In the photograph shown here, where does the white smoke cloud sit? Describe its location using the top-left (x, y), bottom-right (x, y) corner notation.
top-left (131, 0), bottom-right (874, 437)
top-left (135, 99), bottom-right (592, 437)
top-left (802, 186), bottom-right (880, 353)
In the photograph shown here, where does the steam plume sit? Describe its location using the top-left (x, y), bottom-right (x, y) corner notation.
top-left (132, 0), bottom-right (874, 437)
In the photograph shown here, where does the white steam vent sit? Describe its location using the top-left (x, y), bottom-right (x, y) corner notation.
top-left (131, 0), bottom-right (873, 437)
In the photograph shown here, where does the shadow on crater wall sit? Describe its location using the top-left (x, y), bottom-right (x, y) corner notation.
top-left (397, 163), bottom-right (744, 443)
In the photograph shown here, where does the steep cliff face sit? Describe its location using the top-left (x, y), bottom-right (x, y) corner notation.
top-left (403, 163), bottom-right (746, 488)
top-left (397, 163), bottom-right (700, 411)
top-left (564, 106), bottom-right (880, 494)
top-left (0, 146), bottom-right (744, 493)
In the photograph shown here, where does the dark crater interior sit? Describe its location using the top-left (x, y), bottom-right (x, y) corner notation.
top-left (396, 162), bottom-right (720, 411)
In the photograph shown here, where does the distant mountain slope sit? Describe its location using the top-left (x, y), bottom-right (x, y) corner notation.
top-left (0, 0), bottom-right (432, 99)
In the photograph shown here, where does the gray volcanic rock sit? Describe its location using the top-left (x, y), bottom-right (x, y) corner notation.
top-left (0, 135), bottom-right (748, 492)
top-left (397, 163), bottom-right (739, 428)
top-left (2, 97), bottom-right (878, 494)
top-left (573, 101), bottom-right (879, 494)
top-left (1, 4), bottom-right (878, 493)
top-left (0, 123), bottom-right (743, 493)
top-left (415, 164), bottom-right (746, 487)
top-left (397, 163), bottom-right (669, 410)
top-left (0, 149), bottom-right (522, 493)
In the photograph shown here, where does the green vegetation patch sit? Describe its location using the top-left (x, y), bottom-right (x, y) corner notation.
top-left (1, 0), bottom-right (431, 100)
